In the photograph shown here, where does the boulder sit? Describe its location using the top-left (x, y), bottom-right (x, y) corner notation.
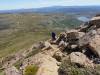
top-left (53, 51), bottom-right (64, 62)
top-left (67, 31), bottom-right (79, 44)
top-left (69, 52), bottom-right (94, 68)
top-left (79, 29), bottom-right (97, 47)
top-left (67, 29), bottom-right (85, 41)
top-left (88, 35), bottom-right (100, 57)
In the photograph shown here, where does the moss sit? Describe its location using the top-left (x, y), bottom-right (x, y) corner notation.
top-left (24, 65), bottom-right (38, 75)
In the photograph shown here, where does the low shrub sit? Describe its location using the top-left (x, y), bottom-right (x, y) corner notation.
top-left (24, 65), bottom-right (38, 75)
top-left (0, 69), bottom-right (5, 75)
top-left (58, 57), bottom-right (100, 75)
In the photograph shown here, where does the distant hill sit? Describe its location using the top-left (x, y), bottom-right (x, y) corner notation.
top-left (0, 6), bottom-right (100, 14)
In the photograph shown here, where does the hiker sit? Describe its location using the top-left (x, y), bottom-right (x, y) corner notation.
top-left (51, 32), bottom-right (56, 41)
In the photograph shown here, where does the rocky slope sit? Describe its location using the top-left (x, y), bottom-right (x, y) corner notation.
top-left (1, 15), bottom-right (100, 75)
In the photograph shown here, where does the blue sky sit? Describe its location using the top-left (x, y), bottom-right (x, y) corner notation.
top-left (0, 0), bottom-right (100, 10)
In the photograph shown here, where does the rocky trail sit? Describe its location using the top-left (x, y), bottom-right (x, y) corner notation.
top-left (21, 41), bottom-right (60, 75)
top-left (1, 41), bottom-right (60, 75)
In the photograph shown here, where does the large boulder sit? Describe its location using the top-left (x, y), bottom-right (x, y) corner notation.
top-left (67, 31), bottom-right (79, 44)
top-left (69, 52), bottom-right (94, 68)
top-left (88, 35), bottom-right (100, 57)
top-left (67, 30), bottom-right (85, 45)
top-left (79, 29), bottom-right (97, 47)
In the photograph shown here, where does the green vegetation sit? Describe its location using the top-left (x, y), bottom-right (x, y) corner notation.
top-left (0, 69), bottom-right (5, 75)
top-left (59, 58), bottom-right (100, 75)
top-left (24, 65), bottom-right (38, 75)
top-left (0, 13), bottom-right (82, 58)
top-left (2, 55), bottom-right (15, 64)
top-left (14, 59), bottom-right (23, 70)
top-left (25, 48), bottom-right (41, 58)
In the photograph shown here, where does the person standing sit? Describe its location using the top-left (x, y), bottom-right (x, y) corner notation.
top-left (51, 32), bottom-right (56, 41)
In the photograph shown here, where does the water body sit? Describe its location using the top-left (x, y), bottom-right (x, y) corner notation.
top-left (77, 16), bottom-right (90, 22)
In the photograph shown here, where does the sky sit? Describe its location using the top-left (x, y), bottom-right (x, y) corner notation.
top-left (0, 0), bottom-right (100, 10)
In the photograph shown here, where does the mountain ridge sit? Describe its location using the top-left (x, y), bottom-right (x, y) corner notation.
top-left (0, 6), bottom-right (100, 14)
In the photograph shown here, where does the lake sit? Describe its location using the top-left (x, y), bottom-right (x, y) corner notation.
top-left (77, 16), bottom-right (90, 22)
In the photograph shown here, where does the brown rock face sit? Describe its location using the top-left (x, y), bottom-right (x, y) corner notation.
top-left (79, 29), bottom-right (97, 47)
top-left (67, 30), bottom-right (85, 45)
top-left (88, 35), bottom-right (100, 57)
top-left (67, 31), bottom-right (79, 44)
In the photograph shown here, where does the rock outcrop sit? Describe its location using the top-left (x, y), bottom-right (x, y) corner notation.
top-left (69, 52), bottom-right (94, 68)
top-left (54, 15), bottom-right (100, 66)
top-left (88, 35), bottom-right (100, 57)
top-left (23, 15), bottom-right (100, 75)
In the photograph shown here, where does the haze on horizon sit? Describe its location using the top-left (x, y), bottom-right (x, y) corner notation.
top-left (0, 0), bottom-right (100, 10)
